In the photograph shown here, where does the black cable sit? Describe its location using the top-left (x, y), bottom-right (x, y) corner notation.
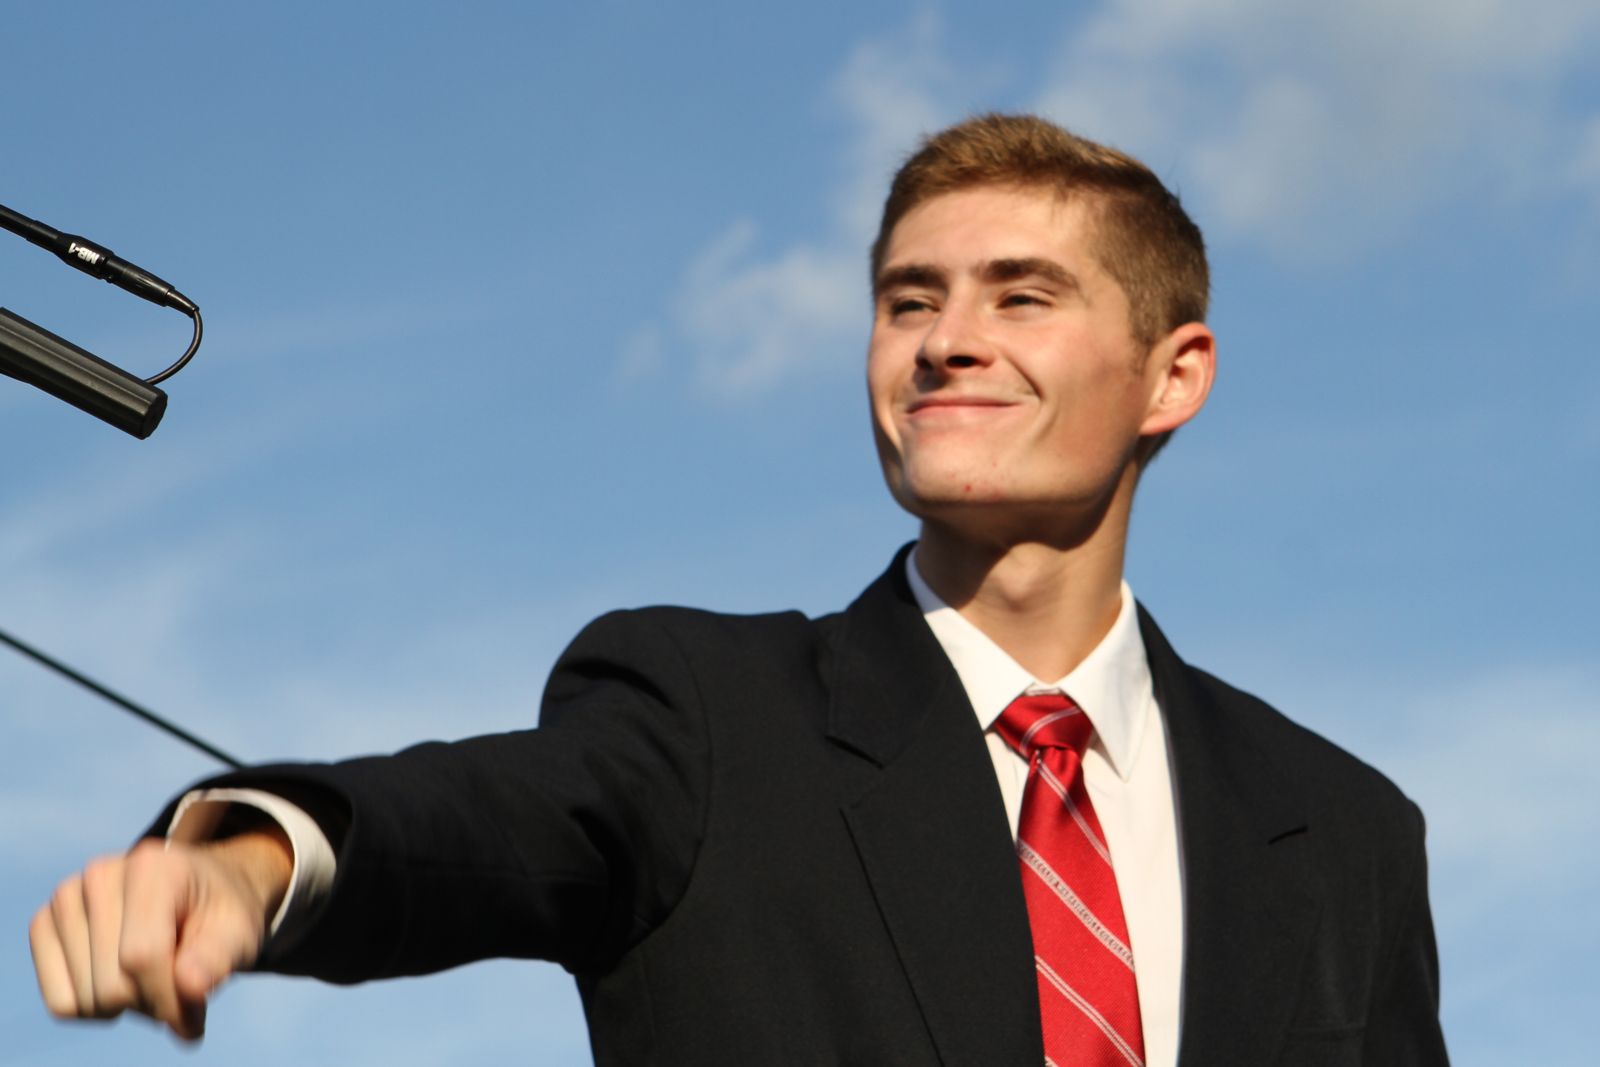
top-left (145, 305), bottom-right (202, 387)
top-left (0, 625), bottom-right (243, 769)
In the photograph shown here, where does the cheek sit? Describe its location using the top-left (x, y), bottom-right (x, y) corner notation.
top-left (1044, 384), bottom-right (1148, 470)
top-left (865, 349), bottom-right (905, 435)
top-left (864, 338), bottom-right (895, 391)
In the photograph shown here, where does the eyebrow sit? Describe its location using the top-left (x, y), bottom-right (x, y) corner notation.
top-left (981, 257), bottom-right (1081, 292)
top-left (873, 263), bottom-right (946, 297)
top-left (873, 257), bottom-right (1082, 297)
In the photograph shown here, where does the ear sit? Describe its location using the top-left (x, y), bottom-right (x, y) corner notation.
top-left (1139, 322), bottom-right (1215, 437)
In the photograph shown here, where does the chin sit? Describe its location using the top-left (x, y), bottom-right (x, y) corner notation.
top-left (887, 479), bottom-right (1021, 518)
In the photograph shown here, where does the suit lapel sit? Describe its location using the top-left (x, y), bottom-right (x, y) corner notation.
top-left (1140, 610), bottom-right (1320, 1067)
top-left (827, 549), bottom-right (1043, 1066)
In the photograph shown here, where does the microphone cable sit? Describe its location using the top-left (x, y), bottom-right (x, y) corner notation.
top-left (0, 625), bottom-right (243, 769)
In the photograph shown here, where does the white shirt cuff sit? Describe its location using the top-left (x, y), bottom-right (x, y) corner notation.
top-left (167, 788), bottom-right (337, 936)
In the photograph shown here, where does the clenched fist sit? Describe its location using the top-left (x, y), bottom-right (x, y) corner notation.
top-left (28, 828), bottom-right (292, 1041)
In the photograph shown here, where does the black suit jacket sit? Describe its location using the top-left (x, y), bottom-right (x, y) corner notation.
top-left (219, 549), bottom-right (1446, 1065)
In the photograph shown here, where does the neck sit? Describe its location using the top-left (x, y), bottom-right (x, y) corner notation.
top-left (913, 472), bottom-right (1135, 681)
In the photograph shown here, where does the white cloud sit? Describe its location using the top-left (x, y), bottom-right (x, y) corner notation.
top-left (1573, 116), bottom-right (1600, 200)
top-left (672, 221), bottom-right (863, 398)
top-left (826, 11), bottom-right (956, 244)
top-left (1377, 665), bottom-right (1600, 1037)
top-left (1035, 0), bottom-right (1600, 255)
top-left (651, 16), bottom-right (957, 398)
top-left (613, 324), bottom-right (663, 385)
top-left (214, 288), bottom-right (503, 370)
top-left (1378, 666), bottom-right (1600, 879)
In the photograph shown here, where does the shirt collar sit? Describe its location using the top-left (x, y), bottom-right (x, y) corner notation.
top-left (906, 548), bottom-right (1154, 781)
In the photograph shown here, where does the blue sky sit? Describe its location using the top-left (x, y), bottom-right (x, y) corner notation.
top-left (3, 2), bottom-right (1596, 1063)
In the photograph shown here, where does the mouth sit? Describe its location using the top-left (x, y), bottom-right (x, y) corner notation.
top-left (905, 395), bottom-right (1018, 415)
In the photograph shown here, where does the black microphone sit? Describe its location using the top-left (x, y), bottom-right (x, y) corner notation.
top-left (0, 204), bottom-right (196, 314)
top-left (1, 202), bottom-right (201, 438)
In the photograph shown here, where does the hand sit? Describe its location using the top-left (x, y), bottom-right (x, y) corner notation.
top-left (28, 828), bottom-right (293, 1041)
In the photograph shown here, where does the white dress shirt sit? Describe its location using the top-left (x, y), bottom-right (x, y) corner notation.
top-left (906, 552), bottom-right (1185, 1067)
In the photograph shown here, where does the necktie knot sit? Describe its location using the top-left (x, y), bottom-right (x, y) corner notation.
top-left (996, 691), bottom-right (1092, 760)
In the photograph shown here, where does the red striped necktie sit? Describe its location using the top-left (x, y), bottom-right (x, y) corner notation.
top-left (996, 692), bottom-right (1145, 1067)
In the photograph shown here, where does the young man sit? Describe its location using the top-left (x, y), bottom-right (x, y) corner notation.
top-left (30, 114), bottom-right (1448, 1065)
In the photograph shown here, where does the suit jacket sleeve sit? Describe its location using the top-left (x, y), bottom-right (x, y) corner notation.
top-left (167, 609), bottom-right (713, 982)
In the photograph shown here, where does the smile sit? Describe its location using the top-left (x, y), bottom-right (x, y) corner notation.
top-left (905, 396), bottom-right (1018, 415)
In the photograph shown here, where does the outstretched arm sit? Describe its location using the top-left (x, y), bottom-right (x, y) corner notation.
top-left (29, 826), bottom-right (292, 1041)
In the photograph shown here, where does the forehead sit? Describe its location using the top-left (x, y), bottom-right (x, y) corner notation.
top-left (880, 185), bottom-right (1104, 273)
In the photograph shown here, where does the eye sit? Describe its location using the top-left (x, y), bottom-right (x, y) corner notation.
top-left (999, 291), bottom-right (1050, 309)
top-left (886, 295), bottom-right (936, 317)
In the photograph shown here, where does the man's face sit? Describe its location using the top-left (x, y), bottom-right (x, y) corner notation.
top-left (868, 185), bottom-right (1166, 532)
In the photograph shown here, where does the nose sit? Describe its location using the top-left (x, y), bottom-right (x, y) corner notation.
top-left (917, 296), bottom-right (993, 376)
